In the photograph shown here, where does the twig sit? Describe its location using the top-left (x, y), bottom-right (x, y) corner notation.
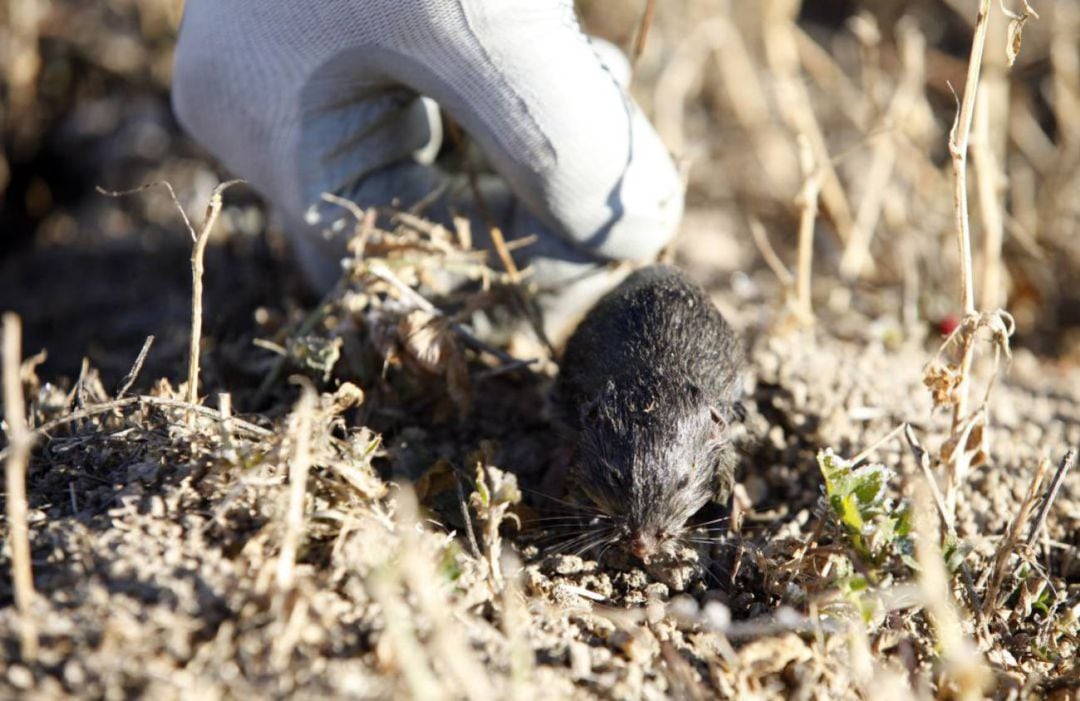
top-left (1026, 448), bottom-right (1076, 547)
top-left (115, 335), bottom-right (154, 399)
top-left (972, 7), bottom-right (1011, 312)
top-left (367, 564), bottom-right (444, 700)
top-left (97, 182), bottom-right (196, 242)
top-left (454, 472), bottom-right (482, 560)
top-left (187, 180), bottom-right (245, 404)
top-left (218, 392), bottom-right (236, 458)
top-left (3, 314), bottom-right (39, 661)
top-left (794, 135), bottom-right (820, 325)
top-left (911, 481), bottom-right (990, 700)
top-left (98, 180), bottom-right (245, 405)
top-left (984, 455), bottom-right (1049, 613)
top-left (749, 218), bottom-right (794, 288)
top-left (322, 192), bottom-right (378, 257)
top-left (947, 0), bottom-right (993, 431)
top-left (762, 0), bottom-right (855, 244)
top-left (367, 263), bottom-right (533, 368)
top-left (630, 0), bottom-right (657, 76)
top-left (850, 423), bottom-right (906, 466)
top-left (905, 425), bottom-right (985, 623)
top-left (276, 380), bottom-right (316, 591)
top-left (904, 425), bottom-right (953, 533)
top-left (487, 226), bottom-right (521, 284)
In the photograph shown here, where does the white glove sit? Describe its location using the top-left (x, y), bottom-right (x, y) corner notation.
top-left (172, 0), bottom-right (684, 292)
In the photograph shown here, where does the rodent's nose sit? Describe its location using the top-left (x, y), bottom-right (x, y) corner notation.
top-left (629, 532), bottom-right (655, 560)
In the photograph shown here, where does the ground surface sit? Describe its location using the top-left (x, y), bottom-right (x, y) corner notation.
top-left (1, 1), bottom-right (1078, 699)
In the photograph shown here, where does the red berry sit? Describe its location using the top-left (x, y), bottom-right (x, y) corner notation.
top-left (938, 313), bottom-right (960, 336)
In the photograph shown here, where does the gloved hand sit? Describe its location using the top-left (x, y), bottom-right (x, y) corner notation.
top-left (172, 0), bottom-right (683, 308)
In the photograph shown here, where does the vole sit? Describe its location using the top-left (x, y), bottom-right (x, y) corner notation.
top-left (554, 264), bottom-right (745, 561)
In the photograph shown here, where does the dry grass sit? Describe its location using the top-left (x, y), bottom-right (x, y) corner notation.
top-left (2, 314), bottom-right (38, 662)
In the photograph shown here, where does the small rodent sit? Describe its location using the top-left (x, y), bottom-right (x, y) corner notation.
top-left (555, 264), bottom-right (745, 561)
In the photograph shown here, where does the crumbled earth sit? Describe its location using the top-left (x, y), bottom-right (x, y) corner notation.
top-left (0, 246), bottom-right (1076, 697)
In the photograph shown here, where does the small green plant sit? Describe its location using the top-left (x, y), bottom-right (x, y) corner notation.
top-left (817, 449), bottom-right (913, 567)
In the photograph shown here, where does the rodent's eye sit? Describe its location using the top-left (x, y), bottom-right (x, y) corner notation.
top-left (676, 475), bottom-right (690, 491)
top-left (603, 461), bottom-right (625, 488)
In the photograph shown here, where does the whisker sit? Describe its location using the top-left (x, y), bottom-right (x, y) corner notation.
top-left (689, 516), bottom-right (730, 528)
top-left (549, 531), bottom-right (601, 555)
top-left (596, 540), bottom-right (617, 563)
top-left (520, 488), bottom-right (607, 515)
top-left (523, 515), bottom-right (608, 525)
top-left (573, 532), bottom-right (619, 558)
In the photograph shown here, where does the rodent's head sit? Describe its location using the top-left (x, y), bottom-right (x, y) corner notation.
top-left (574, 380), bottom-right (741, 561)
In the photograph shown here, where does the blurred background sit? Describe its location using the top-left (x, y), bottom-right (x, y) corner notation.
top-left (1, 0), bottom-right (1078, 385)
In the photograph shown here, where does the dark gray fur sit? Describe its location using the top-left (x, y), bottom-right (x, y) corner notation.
top-left (555, 265), bottom-right (744, 555)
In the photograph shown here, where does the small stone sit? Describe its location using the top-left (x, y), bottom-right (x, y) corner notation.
top-left (703, 601), bottom-right (731, 632)
top-left (644, 582), bottom-right (669, 601)
top-left (8, 665), bottom-right (33, 690)
top-left (553, 555), bottom-right (585, 576)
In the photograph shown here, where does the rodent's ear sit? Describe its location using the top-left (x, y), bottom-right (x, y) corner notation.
top-left (709, 405), bottom-right (730, 443)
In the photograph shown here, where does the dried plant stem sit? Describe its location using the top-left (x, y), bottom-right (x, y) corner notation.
top-left (630, 0), bottom-right (657, 75)
top-left (368, 565), bottom-right (444, 700)
top-left (950, 0), bottom-right (991, 321)
top-left (366, 263), bottom-right (531, 369)
top-left (487, 226), bottom-right (522, 284)
top-left (795, 135), bottom-right (820, 324)
top-left (1026, 448), bottom-right (1076, 547)
top-left (116, 335), bottom-right (154, 399)
top-left (972, 91), bottom-right (1006, 311)
top-left (839, 20), bottom-right (926, 280)
top-left (276, 381), bottom-right (316, 591)
top-left (984, 455), bottom-right (1048, 613)
top-left (943, 0), bottom-right (993, 509)
top-left (97, 180), bottom-right (243, 406)
top-left (188, 180), bottom-right (244, 404)
top-left (1050, 1), bottom-right (1080, 147)
top-left (912, 482), bottom-right (990, 700)
top-left (973, 9), bottom-right (1010, 311)
top-left (763, 0), bottom-right (855, 244)
top-left (3, 313), bottom-right (39, 661)
top-left (749, 218), bottom-right (794, 289)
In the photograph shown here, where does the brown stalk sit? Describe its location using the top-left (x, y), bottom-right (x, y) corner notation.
top-left (983, 455), bottom-right (1048, 614)
top-left (762, 0), bottom-right (855, 245)
top-left (630, 0), bottom-right (657, 76)
top-left (839, 19), bottom-right (926, 280)
top-left (795, 135), bottom-right (820, 325)
top-left (97, 180), bottom-right (244, 406)
top-left (938, 0), bottom-right (994, 515)
top-left (3, 313), bottom-right (38, 661)
top-left (972, 8), bottom-right (1011, 311)
top-left (911, 482), bottom-right (990, 700)
top-left (949, 0), bottom-right (992, 323)
top-left (187, 180), bottom-right (245, 404)
top-left (1026, 448), bottom-right (1077, 547)
top-left (276, 380), bottom-right (316, 591)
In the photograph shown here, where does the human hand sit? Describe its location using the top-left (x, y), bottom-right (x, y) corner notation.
top-left (172, 0), bottom-right (683, 294)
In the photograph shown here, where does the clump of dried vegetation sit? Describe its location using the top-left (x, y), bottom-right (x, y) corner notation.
top-left (1, 0), bottom-right (1079, 698)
